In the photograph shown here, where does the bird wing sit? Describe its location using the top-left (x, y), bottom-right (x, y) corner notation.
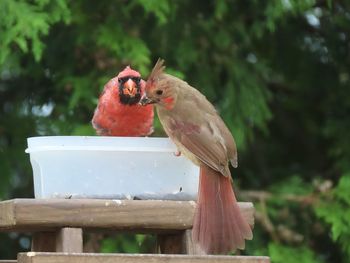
top-left (166, 115), bottom-right (231, 177)
top-left (156, 74), bottom-right (238, 176)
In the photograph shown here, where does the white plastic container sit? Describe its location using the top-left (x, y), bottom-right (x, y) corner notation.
top-left (25, 136), bottom-right (199, 200)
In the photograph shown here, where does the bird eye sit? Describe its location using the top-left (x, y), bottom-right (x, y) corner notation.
top-left (156, 90), bottom-right (163, 96)
top-left (132, 77), bottom-right (141, 83)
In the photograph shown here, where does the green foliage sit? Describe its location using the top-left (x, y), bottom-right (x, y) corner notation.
top-left (1, 0), bottom-right (350, 262)
top-left (0, 0), bottom-right (71, 63)
top-left (135, 0), bottom-right (171, 25)
top-left (270, 176), bottom-right (313, 196)
top-left (315, 175), bottom-right (350, 257)
top-left (268, 243), bottom-right (321, 263)
top-left (100, 234), bottom-right (155, 253)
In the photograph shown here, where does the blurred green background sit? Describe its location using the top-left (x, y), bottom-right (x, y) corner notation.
top-left (1, 0), bottom-right (350, 262)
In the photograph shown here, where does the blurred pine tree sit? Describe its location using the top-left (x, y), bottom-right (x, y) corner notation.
top-left (1, 1), bottom-right (350, 262)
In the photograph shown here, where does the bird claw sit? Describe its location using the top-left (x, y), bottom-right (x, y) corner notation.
top-left (174, 150), bottom-right (181, 157)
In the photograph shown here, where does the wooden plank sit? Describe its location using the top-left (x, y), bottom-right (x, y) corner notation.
top-left (31, 228), bottom-right (83, 252)
top-left (0, 199), bottom-right (254, 233)
top-left (0, 200), bottom-right (14, 227)
top-left (0, 261), bottom-right (16, 263)
top-left (31, 232), bottom-right (56, 252)
top-left (157, 233), bottom-right (184, 254)
top-left (182, 230), bottom-right (204, 255)
top-left (241, 202), bottom-right (255, 227)
top-left (157, 230), bottom-right (204, 254)
top-left (17, 252), bottom-right (270, 263)
top-left (56, 228), bottom-right (83, 253)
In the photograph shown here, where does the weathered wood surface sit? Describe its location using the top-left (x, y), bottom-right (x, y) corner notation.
top-left (55, 228), bottom-right (83, 253)
top-left (0, 260), bottom-right (17, 263)
top-left (31, 228), bottom-right (83, 252)
top-left (157, 230), bottom-right (203, 254)
top-left (158, 233), bottom-right (184, 254)
top-left (182, 230), bottom-right (204, 255)
top-left (31, 232), bottom-right (56, 252)
top-left (17, 252), bottom-right (270, 263)
top-left (0, 199), bottom-right (254, 233)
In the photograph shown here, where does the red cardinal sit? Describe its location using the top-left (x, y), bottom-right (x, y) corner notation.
top-left (92, 66), bottom-right (154, 136)
top-left (140, 59), bottom-right (253, 254)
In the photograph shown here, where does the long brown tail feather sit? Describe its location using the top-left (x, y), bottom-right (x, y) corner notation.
top-left (192, 165), bottom-right (253, 254)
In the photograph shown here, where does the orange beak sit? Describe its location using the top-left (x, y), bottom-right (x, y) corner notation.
top-left (123, 79), bottom-right (137, 96)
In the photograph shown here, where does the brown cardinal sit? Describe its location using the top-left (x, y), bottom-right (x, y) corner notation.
top-left (92, 66), bottom-right (154, 136)
top-left (140, 59), bottom-right (253, 254)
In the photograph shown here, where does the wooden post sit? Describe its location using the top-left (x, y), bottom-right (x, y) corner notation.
top-left (157, 230), bottom-right (204, 255)
top-left (55, 228), bottom-right (83, 253)
top-left (157, 233), bottom-right (184, 254)
top-left (182, 230), bottom-right (204, 255)
top-left (31, 232), bottom-right (56, 252)
top-left (31, 228), bottom-right (83, 252)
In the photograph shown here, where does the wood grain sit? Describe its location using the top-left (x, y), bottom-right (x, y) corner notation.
top-left (157, 230), bottom-right (204, 254)
top-left (0, 200), bottom-right (14, 227)
top-left (31, 232), bottom-right (56, 252)
top-left (157, 233), bottom-right (184, 254)
top-left (0, 199), bottom-right (254, 233)
top-left (55, 228), bottom-right (83, 253)
top-left (31, 228), bottom-right (83, 252)
top-left (17, 252), bottom-right (270, 263)
top-left (182, 230), bottom-right (204, 255)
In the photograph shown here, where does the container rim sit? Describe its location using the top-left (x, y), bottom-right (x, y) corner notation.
top-left (25, 136), bottom-right (177, 153)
